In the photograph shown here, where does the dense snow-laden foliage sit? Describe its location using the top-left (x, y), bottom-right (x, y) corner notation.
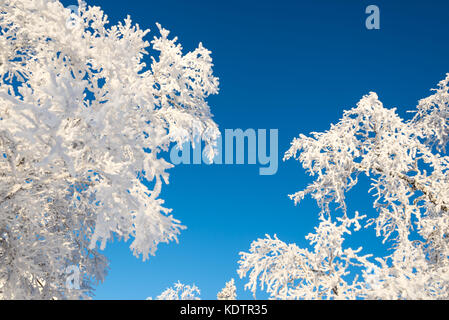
top-left (0, 0), bottom-right (219, 299)
top-left (154, 281), bottom-right (201, 300)
top-left (217, 278), bottom-right (237, 300)
top-left (238, 74), bottom-right (449, 300)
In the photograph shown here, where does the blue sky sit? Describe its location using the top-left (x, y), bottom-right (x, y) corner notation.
top-left (60, 0), bottom-right (449, 299)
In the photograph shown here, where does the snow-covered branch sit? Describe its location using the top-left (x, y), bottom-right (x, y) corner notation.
top-left (239, 74), bottom-right (449, 299)
top-left (0, 0), bottom-right (219, 299)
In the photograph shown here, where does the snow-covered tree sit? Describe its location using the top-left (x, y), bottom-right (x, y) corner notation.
top-left (217, 278), bottom-right (237, 300)
top-left (238, 74), bottom-right (449, 300)
top-left (0, 0), bottom-right (219, 299)
top-left (153, 281), bottom-right (201, 300)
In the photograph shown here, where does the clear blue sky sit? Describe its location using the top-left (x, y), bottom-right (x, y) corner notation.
top-left (60, 0), bottom-right (449, 299)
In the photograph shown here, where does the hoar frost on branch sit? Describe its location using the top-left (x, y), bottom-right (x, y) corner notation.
top-left (152, 281), bottom-right (201, 300)
top-left (149, 279), bottom-right (237, 300)
top-left (238, 74), bottom-right (449, 300)
top-left (0, 0), bottom-right (219, 299)
top-left (217, 278), bottom-right (237, 300)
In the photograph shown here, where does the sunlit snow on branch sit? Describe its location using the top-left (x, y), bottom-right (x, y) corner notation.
top-left (152, 281), bottom-right (201, 300)
top-left (239, 74), bottom-right (449, 300)
top-left (0, 0), bottom-right (219, 299)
